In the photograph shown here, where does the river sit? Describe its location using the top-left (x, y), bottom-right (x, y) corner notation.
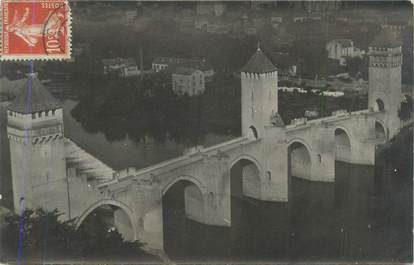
top-left (0, 97), bottom-right (412, 263)
top-left (62, 99), bottom-right (234, 170)
top-left (162, 128), bottom-right (413, 263)
top-left (60, 98), bottom-right (412, 262)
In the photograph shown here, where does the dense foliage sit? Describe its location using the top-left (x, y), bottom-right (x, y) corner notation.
top-left (0, 208), bottom-right (158, 263)
top-left (70, 72), bottom-right (241, 144)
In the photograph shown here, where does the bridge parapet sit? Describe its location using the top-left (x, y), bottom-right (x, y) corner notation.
top-left (97, 137), bottom-right (260, 188)
top-left (290, 117), bottom-right (307, 126)
top-left (332, 109), bottom-right (348, 116)
top-left (286, 109), bottom-right (381, 133)
top-left (183, 145), bottom-right (204, 156)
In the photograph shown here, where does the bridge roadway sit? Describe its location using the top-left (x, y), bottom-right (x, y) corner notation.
top-left (64, 108), bottom-right (389, 251)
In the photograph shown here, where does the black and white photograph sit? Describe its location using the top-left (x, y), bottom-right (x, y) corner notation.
top-left (0, 0), bottom-right (413, 264)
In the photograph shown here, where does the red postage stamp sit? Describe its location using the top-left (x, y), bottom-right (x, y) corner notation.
top-left (0, 0), bottom-right (71, 60)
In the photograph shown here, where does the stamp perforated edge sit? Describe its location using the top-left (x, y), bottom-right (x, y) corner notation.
top-left (0, 0), bottom-right (72, 61)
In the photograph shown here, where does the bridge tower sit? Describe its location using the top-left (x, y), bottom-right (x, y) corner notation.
top-left (368, 29), bottom-right (403, 138)
top-left (7, 74), bottom-right (69, 218)
top-left (241, 46), bottom-right (279, 139)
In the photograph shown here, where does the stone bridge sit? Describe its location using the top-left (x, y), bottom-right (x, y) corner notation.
top-left (63, 107), bottom-right (389, 251)
top-left (6, 34), bottom-right (407, 254)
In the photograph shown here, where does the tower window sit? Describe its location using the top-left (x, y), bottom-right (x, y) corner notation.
top-left (8, 111), bottom-right (12, 117)
top-left (32, 113), bottom-right (36, 119)
top-left (38, 112), bottom-right (42, 118)
top-left (45, 111), bottom-right (49, 117)
top-left (52, 109), bottom-right (56, 116)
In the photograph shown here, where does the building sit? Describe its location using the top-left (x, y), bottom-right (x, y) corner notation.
top-left (7, 74), bottom-right (69, 215)
top-left (279, 86), bottom-right (306, 93)
top-left (6, 74), bottom-right (117, 218)
top-left (322, 91), bottom-right (344, 97)
top-left (368, 29), bottom-right (403, 137)
top-left (172, 67), bottom-right (205, 96)
top-left (240, 46), bottom-right (279, 138)
top-left (194, 19), bottom-right (209, 31)
top-left (102, 58), bottom-right (140, 77)
top-left (381, 23), bottom-right (405, 40)
top-left (278, 65), bottom-right (297, 81)
top-left (270, 16), bottom-right (283, 24)
top-left (305, 107), bottom-right (319, 118)
top-left (326, 39), bottom-right (355, 60)
top-left (326, 39), bottom-right (366, 66)
top-left (121, 10), bottom-right (138, 25)
top-left (152, 57), bottom-right (214, 80)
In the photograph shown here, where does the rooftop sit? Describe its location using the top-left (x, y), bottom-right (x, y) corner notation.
top-left (241, 48), bottom-right (278, 74)
top-left (328, 39), bottom-right (353, 48)
top-left (153, 57), bottom-right (213, 71)
top-left (172, 67), bottom-right (200, 75)
top-left (8, 75), bottom-right (60, 114)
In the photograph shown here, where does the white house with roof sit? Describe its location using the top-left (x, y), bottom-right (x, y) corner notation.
top-left (172, 67), bottom-right (205, 96)
top-left (326, 39), bottom-right (355, 60)
top-left (326, 39), bottom-right (366, 66)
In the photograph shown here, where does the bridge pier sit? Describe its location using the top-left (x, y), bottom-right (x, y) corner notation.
top-left (309, 127), bottom-right (336, 182)
top-left (114, 208), bottom-right (135, 241)
top-left (130, 180), bottom-right (164, 251)
top-left (201, 154), bottom-right (231, 226)
top-left (348, 116), bottom-right (376, 166)
top-left (262, 127), bottom-right (289, 201)
top-left (350, 141), bottom-right (376, 165)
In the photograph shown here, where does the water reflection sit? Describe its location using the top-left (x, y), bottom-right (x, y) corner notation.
top-left (163, 138), bottom-right (413, 263)
top-left (62, 99), bottom-right (234, 170)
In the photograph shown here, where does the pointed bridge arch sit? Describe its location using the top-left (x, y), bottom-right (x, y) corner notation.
top-left (287, 138), bottom-right (313, 180)
top-left (334, 126), bottom-right (352, 163)
top-left (229, 154), bottom-right (262, 200)
top-left (75, 199), bottom-right (137, 242)
top-left (162, 175), bottom-right (207, 225)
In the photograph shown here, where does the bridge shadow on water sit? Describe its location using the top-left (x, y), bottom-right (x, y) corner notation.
top-left (162, 130), bottom-right (413, 263)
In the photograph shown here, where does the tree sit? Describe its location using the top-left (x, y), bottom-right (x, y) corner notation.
top-left (0, 208), bottom-right (158, 263)
top-left (345, 57), bottom-right (366, 78)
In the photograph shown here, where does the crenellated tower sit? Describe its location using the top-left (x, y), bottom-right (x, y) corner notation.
top-left (7, 74), bottom-right (69, 218)
top-left (368, 29), bottom-right (403, 138)
top-left (241, 47), bottom-right (279, 139)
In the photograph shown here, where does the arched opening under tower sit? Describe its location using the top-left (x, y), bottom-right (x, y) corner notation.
top-left (288, 141), bottom-right (312, 180)
top-left (375, 99), bottom-right (385, 112)
top-left (229, 158), bottom-right (261, 230)
top-left (77, 203), bottom-right (135, 242)
top-left (375, 121), bottom-right (387, 143)
top-left (247, 126), bottom-right (259, 140)
top-left (230, 158), bottom-right (261, 200)
top-left (162, 178), bottom-right (206, 258)
top-left (162, 179), bottom-right (205, 224)
top-left (335, 128), bottom-right (352, 163)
